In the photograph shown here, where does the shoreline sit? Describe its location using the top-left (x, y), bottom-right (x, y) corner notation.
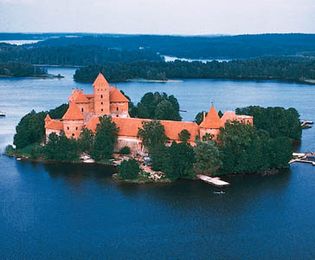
top-left (0, 74), bottom-right (64, 80)
top-left (74, 77), bottom-right (315, 85)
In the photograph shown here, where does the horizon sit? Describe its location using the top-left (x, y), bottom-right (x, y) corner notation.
top-left (1, 0), bottom-right (314, 34)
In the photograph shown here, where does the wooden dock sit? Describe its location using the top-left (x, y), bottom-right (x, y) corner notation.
top-left (290, 152), bottom-right (315, 166)
top-left (197, 174), bottom-right (230, 187)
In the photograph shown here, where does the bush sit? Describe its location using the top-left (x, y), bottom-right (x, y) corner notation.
top-left (5, 145), bottom-right (15, 156)
top-left (119, 146), bottom-right (131, 155)
top-left (119, 159), bottom-right (140, 180)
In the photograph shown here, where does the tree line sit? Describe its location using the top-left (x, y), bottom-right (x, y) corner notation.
top-left (0, 62), bottom-right (47, 77)
top-left (74, 58), bottom-right (315, 84)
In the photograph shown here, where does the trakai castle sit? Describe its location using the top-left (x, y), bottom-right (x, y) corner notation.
top-left (45, 73), bottom-right (253, 154)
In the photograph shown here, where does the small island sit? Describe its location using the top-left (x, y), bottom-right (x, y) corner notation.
top-left (6, 73), bottom-right (302, 184)
top-left (0, 62), bottom-right (63, 79)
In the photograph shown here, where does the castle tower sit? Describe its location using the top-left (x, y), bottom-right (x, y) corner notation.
top-left (93, 73), bottom-right (110, 116)
top-left (199, 104), bottom-right (222, 140)
top-left (62, 102), bottom-right (84, 139)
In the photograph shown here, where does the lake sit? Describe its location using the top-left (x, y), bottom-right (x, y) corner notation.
top-left (1, 68), bottom-right (315, 259)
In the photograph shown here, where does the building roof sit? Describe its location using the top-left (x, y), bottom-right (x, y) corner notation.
top-left (69, 89), bottom-right (89, 103)
top-left (62, 102), bottom-right (84, 121)
top-left (46, 119), bottom-right (63, 130)
top-left (200, 105), bottom-right (221, 129)
top-left (110, 87), bottom-right (129, 102)
top-left (86, 117), bottom-right (198, 142)
top-left (93, 73), bottom-right (109, 88)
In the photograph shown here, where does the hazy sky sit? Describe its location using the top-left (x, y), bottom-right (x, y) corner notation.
top-left (0, 0), bottom-right (314, 34)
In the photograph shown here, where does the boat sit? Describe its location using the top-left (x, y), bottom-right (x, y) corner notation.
top-left (0, 111), bottom-right (5, 117)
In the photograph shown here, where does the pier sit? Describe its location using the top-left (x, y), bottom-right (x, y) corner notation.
top-left (290, 152), bottom-right (315, 166)
top-left (197, 174), bottom-right (230, 187)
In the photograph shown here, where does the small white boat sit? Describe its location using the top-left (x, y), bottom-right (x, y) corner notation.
top-left (0, 111), bottom-right (5, 117)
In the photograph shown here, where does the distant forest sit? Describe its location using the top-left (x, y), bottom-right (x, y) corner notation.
top-left (74, 58), bottom-right (315, 84)
top-left (1, 33), bottom-right (315, 62)
top-left (1, 33), bottom-right (315, 82)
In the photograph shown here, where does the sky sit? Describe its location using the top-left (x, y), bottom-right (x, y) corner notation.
top-left (0, 0), bottom-right (315, 35)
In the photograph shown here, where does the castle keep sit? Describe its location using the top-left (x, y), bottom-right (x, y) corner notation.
top-left (45, 73), bottom-right (253, 154)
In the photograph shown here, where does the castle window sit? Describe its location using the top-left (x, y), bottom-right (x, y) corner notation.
top-left (101, 95), bottom-right (103, 98)
top-left (67, 127), bottom-right (69, 130)
top-left (101, 109), bottom-right (103, 112)
top-left (116, 115), bottom-right (119, 117)
top-left (116, 107), bottom-right (119, 111)
top-left (81, 108), bottom-right (84, 112)
top-left (72, 133), bottom-right (75, 137)
top-left (101, 102), bottom-right (103, 105)
top-left (76, 127), bottom-right (78, 130)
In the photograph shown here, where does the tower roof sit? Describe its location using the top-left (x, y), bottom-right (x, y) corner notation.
top-left (200, 104), bottom-right (221, 129)
top-left (110, 87), bottom-right (129, 102)
top-left (93, 73), bottom-right (109, 88)
top-left (62, 102), bottom-right (84, 121)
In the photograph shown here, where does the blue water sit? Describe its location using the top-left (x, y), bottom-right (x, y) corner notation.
top-left (1, 68), bottom-right (315, 259)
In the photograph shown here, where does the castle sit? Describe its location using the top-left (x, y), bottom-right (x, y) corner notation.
top-left (45, 73), bottom-right (253, 154)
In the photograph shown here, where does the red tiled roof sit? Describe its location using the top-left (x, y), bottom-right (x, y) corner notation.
top-left (86, 117), bottom-right (198, 142)
top-left (62, 102), bottom-right (84, 121)
top-left (46, 119), bottom-right (63, 130)
top-left (110, 87), bottom-right (129, 102)
top-left (93, 73), bottom-right (109, 88)
top-left (200, 105), bottom-right (221, 129)
top-left (69, 89), bottom-right (89, 103)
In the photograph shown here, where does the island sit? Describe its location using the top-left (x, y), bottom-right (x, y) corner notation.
top-left (5, 73), bottom-right (302, 183)
top-left (0, 62), bottom-right (63, 79)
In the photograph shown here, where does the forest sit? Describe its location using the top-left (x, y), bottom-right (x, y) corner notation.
top-left (73, 58), bottom-right (315, 84)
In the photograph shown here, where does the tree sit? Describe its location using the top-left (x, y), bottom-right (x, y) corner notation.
top-left (155, 100), bottom-right (181, 121)
top-left (194, 141), bottom-right (222, 176)
top-left (235, 106), bottom-right (302, 141)
top-left (48, 104), bottom-right (69, 119)
top-left (119, 146), bottom-right (131, 155)
top-left (178, 129), bottom-right (191, 143)
top-left (194, 111), bottom-right (207, 125)
top-left (135, 92), bottom-right (181, 121)
top-left (91, 116), bottom-right (118, 161)
top-left (138, 120), bottom-right (168, 152)
top-left (119, 159), bottom-right (140, 180)
top-left (78, 128), bottom-right (94, 154)
top-left (217, 121), bottom-right (292, 175)
top-left (14, 110), bottom-right (46, 149)
top-left (168, 141), bottom-right (196, 180)
top-left (44, 132), bottom-right (79, 161)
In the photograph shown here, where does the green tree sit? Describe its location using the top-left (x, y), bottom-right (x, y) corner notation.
top-left (167, 141), bottom-right (196, 180)
top-left (155, 100), bottom-right (181, 121)
top-left (78, 128), bottom-right (94, 154)
top-left (194, 111), bottom-right (207, 125)
top-left (236, 106), bottom-right (302, 141)
top-left (119, 146), bottom-right (131, 155)
top-left (194, 141), bottom-right (222, 176)
top-left (48, 104), bottom-right (69, 119)
top-left (119, 159), bottom-right (140, 180)
top-left (178, 129), bottom-right (191, 143)
top-left (135, 92), bottom-right (181, 121)
top-left (14, 110), bottom-right (46, 149)
top-left (91, 116), bottom-right (118, 161)
top-left (44, 132), bottom-right (79, 161)
top-left (138, 120), bottom-right (168, 152)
